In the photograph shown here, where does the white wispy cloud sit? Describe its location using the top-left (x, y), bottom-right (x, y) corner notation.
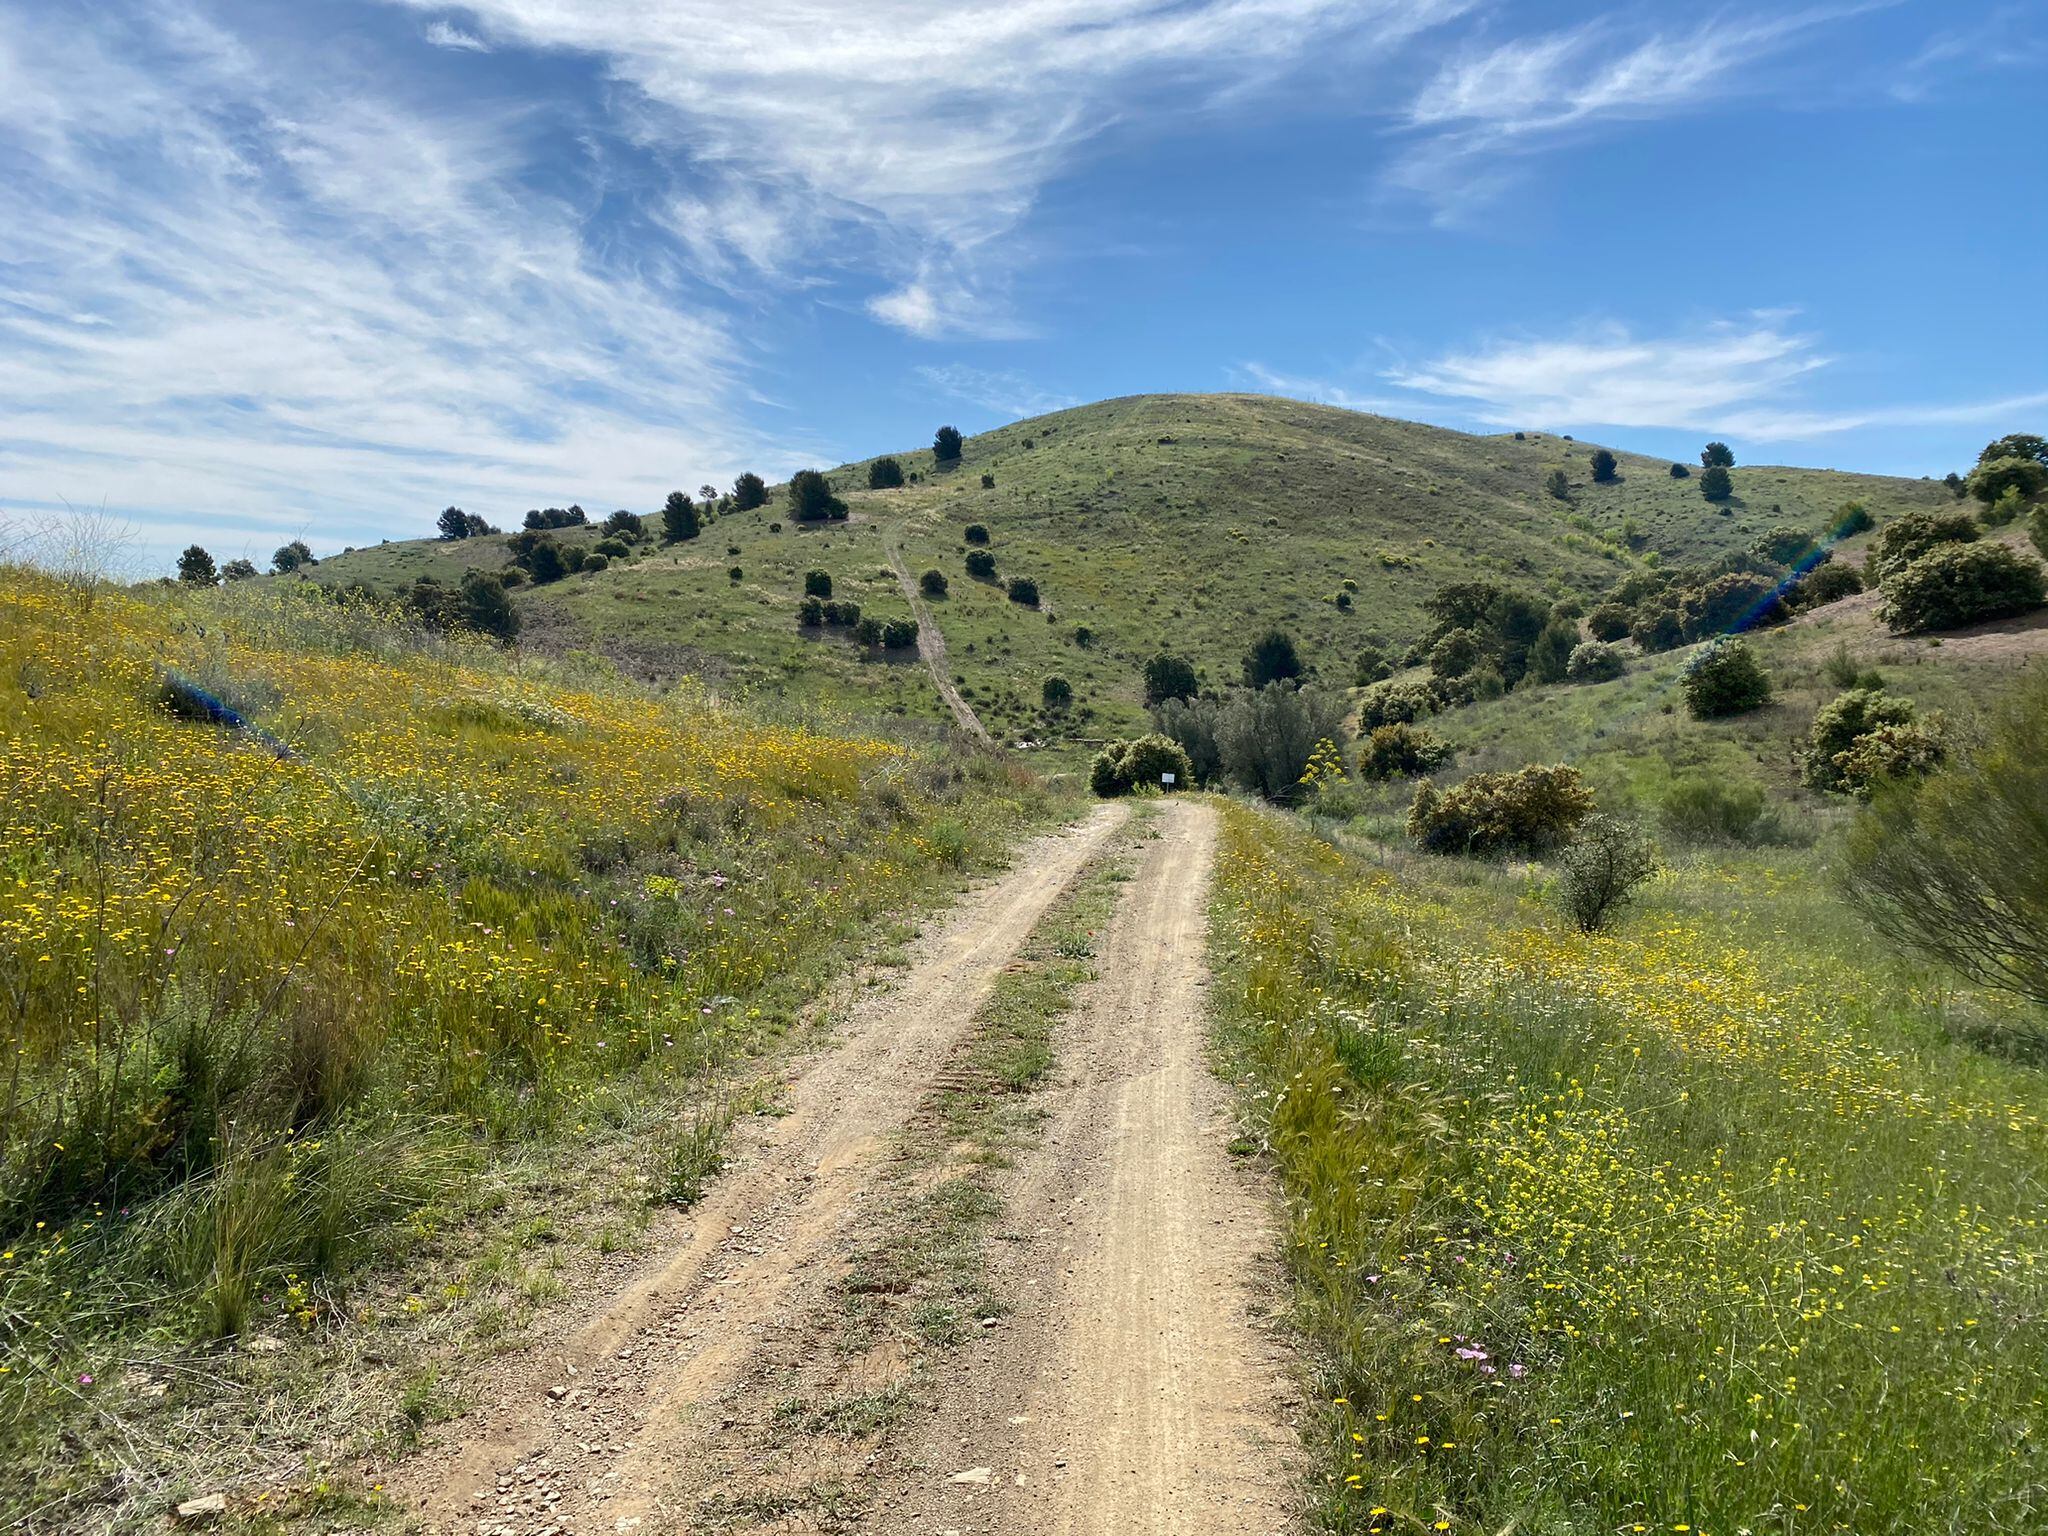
top-left (424, 19), bottom-right (490, 51)
top-left (372, 0), bottom-right (1477, 332)
top-left (0, 3), bottom-right (806, 564)
top-left (1379, 317), bottom-right (2048, 442)
top-left (1392, 6), bottom-right (1874, 219)
top-left (915, 365), bottom-right (1080, 420)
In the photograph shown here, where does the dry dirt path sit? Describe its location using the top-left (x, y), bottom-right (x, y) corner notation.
top-left (882, 534), bottom-right (993, 746)
top-left (391, 805), bottom-right (1127, 1533)
top-left (856, 797), bottom-right (1298, 1536)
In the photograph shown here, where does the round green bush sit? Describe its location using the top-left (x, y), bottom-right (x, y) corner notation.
top-left (965, 549), bottom-right (997, 579)
top-left (1586, 602), bottom-right (1632, 641)
top-left (919, 568), bottom-right (948, 597)
top-left (804, 569), bottom-right (832, 598)
top-left (1868, 510), bottom-right (1978, 583)
top-left (1407, 764), bottom-right (1595, 856)
top-left (1801, 688), bottom-right (1920, 793)
top-left (1793, 562), bottom-right (1864, 608)
top-left (1682, 637), bottom-right (1773, 719)
top-left (1877, 543), bottom-right (2047, 634)
top-left (1565, 640), bottom-right (1626, 683)
top-left (1358, 722), bottom-right (1453, 780)
top-left (1006, 575), bottom-right (1040, 607)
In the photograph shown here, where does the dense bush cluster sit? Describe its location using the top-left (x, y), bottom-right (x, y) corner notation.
top-left (1357, 722), bottom-right (1453, 780)
top-left (1407, 764), bottom-right (1595, 856)
top-left (1150, 677), bottom-right (1349, 803)
top-left (1867, 510), bottom-right (1978, 583)
top-left (1801, 688), bottom-right (1945, 796)
top-left (1565, 640), bottom-right (1626, 683)
top-left (1876, 543), bottom-right (2046, 633)
top-left (1089, 733), bottom-right (1194, 796)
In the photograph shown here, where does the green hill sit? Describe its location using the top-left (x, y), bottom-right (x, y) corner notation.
top-left (312, 393), bottom-right (1955, 746)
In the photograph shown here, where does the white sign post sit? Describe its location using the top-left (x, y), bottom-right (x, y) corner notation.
top-left (1161, 772), bottom-right (1176, 787)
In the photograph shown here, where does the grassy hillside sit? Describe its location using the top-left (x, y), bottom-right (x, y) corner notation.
top-left (0, 567), bottom-right (1061, 1521)
top-left (310, 394), bottom-right (1954, 750)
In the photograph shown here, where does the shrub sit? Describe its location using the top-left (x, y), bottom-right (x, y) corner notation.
top-left (1091, 734), bottom-right (1194, 796)
top-left (1631, 604), bottom-right (1684, 653)
top-left (1679, 572), bottom-right (1785, 641)
top-left (797, 596), bottom-right (824, 628)
top-left (1792, 562), bottom-right (1864, 608)
top-left (867, 456), bottom-right (905, 490)
top-left (1682, 637), bottom-right (1773, 718)
top-left (602, 509), bottom-right (645, 539)
top-left (1835, 501), bottom-right (1875, 536)
top-left (2033, 503), bottom-right (2048, 560)
top-left (1842, 671), bottom-right (2048, 1006)
top-left (1967, 455), bottom-right (2048, 506)
top-left (1006, 575), bottom-right (1039, 607)
top-left (1243, 628), bottom-right (1304, 688)
top-left (1143, 653), bottom-right (1199, 705)
top-left (1753, 526), bottom-right (1821, 565)
top-left (1565, 640), bottom-right (1626, 683)
top-left (1557, 815), bottom-right (1657, 932)
top-left (1358, 722), bottom-right (1453, 780)
top-left (1590, 448), bottom-right (1618, 482)
top-left (1526, 618), bottom-right (1580, 684)
top-left (1658, 776), bottom-right (1772, 845)
top-left (220, 558), bottom-right (257, 582)
top-left (1353, 644), bottom-right (1391, 686)
top-left (852, 615), bottom-right (883, 646)
top-left (1801, 688), bottom-right (1922, 793)
top-left (1669, 462), bottom-right (1691, 479)
top-left (1214, 683), bottom-right (1349, 802)
top-left (593, 539), bottom-right (629, 559)
top-left (881, 618), bottom-right (919, 649)
top-left (1833, 722), bottom-right (1947, 798)
top-left (980, 473), bottom-right (995, 489)
top-left (1407, 764), bottom-right (1595, 856)
top-left (1357, 678), bottom-right (1441, 730)
top-left (1877, 543), bottom-right (2047, 633)
top-left (1867, 510), bottom-right (1977, 582)
top-left (1585, 602), bottom-right (1632, 641)
top-left (1429, 627), bottom-right (1484, 679)
top-left (804, 569), bottom-right (832, 598)
top-left (1041, 675), bottom-right (1072, 710)
top-left (965, 549), bottom-right (997, 580)
top-left (270, 539), bottom-right (315, 575)
top-left (1699, 465), bottom-right (1734, 501)
top-left (820, 599), bottom-right (860, 627)
top-left (786, 469), bottom-right (847, 522)
top-left (919, 568), bottom-right (948, 598)
top-left (1544, 468), bottom-right (1571, 501)
top-left (933, 425), bottom-right (964, 463)
top-left (964, 523), bottom-right (990, 545)
top-left (1152, 696), bottom-right (1221, 782)
top-left (1984, 486), bottom-right (2027, 527)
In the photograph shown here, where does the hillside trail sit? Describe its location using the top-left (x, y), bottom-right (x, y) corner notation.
top-left (391, 804), bottom-right (1126, 1532)
top-left (854, 796), bottom-right (1297, 1536)
top-left (881, 529), bottom-right (993, 745)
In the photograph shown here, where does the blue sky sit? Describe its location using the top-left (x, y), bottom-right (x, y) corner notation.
top-left (1, 0), bottom-right (2043, 570)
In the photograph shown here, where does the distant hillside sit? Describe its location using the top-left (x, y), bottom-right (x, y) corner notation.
top-left (312, 393), bottom-right (1954, 746)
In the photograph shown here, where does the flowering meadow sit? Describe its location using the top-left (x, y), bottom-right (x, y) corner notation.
top-left (0, 566), bottom-right (1048, 1467)
top-left (1210, 801), bottom-right (2045, 1535)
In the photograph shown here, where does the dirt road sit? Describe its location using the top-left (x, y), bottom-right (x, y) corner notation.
top-left (883, 535), bottom-right (993, 745)
top-left (394, 798), bottom-right (1295, 1534)
top-left (857, 797), bottom-right (1297, 1535)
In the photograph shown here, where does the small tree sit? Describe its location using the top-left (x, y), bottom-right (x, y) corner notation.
top-left (1801, 688), bottom-right (1921, 793)
top-left (1557, 815), bottom-right (1657, 932)
top-left (458, 570), bottom-right (520, 640)
top-left (731, 472), bottom-right (768, 510)
top-left (1586, 602), bottom-right (1632, 641)
top-left (787, 470), bottom-right (846, 522)
top-left (882, 618), bottom-right (918, 649)
top-left (662, 491), bottom-right (701, 543)
top-left (1877, 544), bottom-right (2047, 633)
top-left (1590, 448), bottom-right (1619, 483)
top-left (1835, 501), bottom-right (1875, 536)
top-left (1699, 465), bottom-right (1734, 502)
top-left (1353, 643), bottom-right (1391, 686)
top-left (868, 456), bottom-right (905, 490)
top-left (1525, 618), bottom-right (1580, 684)
top-left (1682, 637), bottom-right (1772, 718)
top-left (966, 549), bottom-right (997, 580)
top-left (1006, 575), bottom-right (1040, 607)
top-left (933, 425), bottom-right (964, 463)
top-left (1701, 441), bottom-right (1735, 468)
top-left (220, 558), bottom-right (258, 582)
top-left (271, 539), bottom-right (314, 574)
top-left (603, 509), bottom-right (645, 540)
top-left (1042, 675), bottom-right (1073, 710)
top-left (919, 568), bottom-right (948, 597)
top-left (1967, 455), bottom-right (2048, 506)
top-left (1842, 671), bottom-right (2048, 1008)
top-left (1144, 653), bottom-right (1199, 705)
top-left (1868, 509), bottom-right (1977, 582)
top-left (804, 569), bottom-right (833, 599)
top-left (963, 523), bottom-right (991, 545)
top-left (437, 505), bottom-right (474, 540)
top-left (177, 545), bottom-right (219, 585)
top-left (1242, 628), bottom-right (1304, 689)
top-left (1544, 468), bottom-right (1571, 501)
top-left (1358, 722), bottom-right (1453, 780)
top-left (797, 595), bottom-right (824, 628)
